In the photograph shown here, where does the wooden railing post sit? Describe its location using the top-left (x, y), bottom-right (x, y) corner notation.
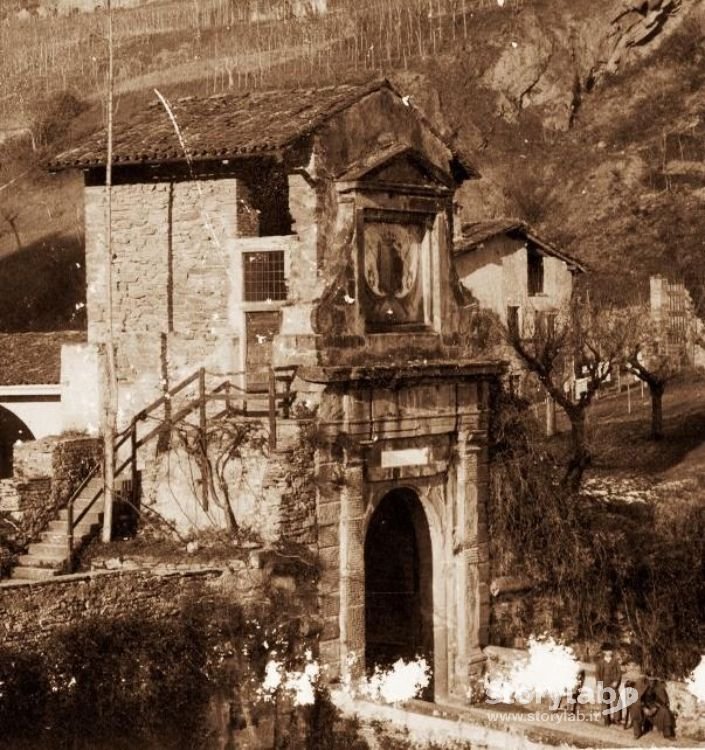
top-left (268, 367), bottom-right (277, 451)
top-left (130, 422), bottom-right (138, 508)
top-left (67, 498), bottom-right (74, 564)
top-left (198, 367), bottom-right (209, 511)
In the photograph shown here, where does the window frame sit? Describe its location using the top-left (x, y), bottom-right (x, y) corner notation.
top-left (242, 248), bottom-right (288, 304)
top-left (527, 244), bottom-right (545, 297)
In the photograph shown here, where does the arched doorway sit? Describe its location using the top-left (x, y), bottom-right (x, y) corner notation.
top-left (364, 487), bottom-right (434, 698)
top-left (0, 406), bottom-right (34, 478)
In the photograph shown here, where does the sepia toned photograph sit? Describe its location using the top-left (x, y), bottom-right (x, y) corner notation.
top-left (0, 0), bottom-right (704, 747)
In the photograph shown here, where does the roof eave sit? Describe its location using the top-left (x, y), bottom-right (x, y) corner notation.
top-left (454, 220), bottom-right (587, 273)
top-left (48, 148), bottom-right (286, 173)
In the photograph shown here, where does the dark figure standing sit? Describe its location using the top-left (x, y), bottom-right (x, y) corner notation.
top-left (625, 676), bottom-right (650, 739)
top-left (643, 679), bottom-right (676, 739)
top-left (595, 643), bottom-right (622, 725)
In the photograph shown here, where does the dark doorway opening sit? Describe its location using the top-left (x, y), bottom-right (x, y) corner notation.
top-left (0, 407), bottom-right (34, 478)
top-left (364, 487), bottom-right (434, 699)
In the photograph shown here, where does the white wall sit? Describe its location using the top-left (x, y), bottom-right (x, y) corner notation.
top-left (455, 234), bottom-right (574, 326)
top-left (60, 343), bottom-right (101, 435)
top-left (0, 386), bottom-right (62, 440)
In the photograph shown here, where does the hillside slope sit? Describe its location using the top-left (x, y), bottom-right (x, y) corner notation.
top-left (1, 0), bottom-right (704, 330)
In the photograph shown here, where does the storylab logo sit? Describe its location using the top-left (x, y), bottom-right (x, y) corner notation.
top-left (486, 682), bottom-right (638, 715)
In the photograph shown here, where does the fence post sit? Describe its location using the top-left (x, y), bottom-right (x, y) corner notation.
top-left (545, 395), bottom-right (556, 437)
top-left (199, 367), bottom-right (209, 511)
top-left (268, 367), bottom-right (277, 451)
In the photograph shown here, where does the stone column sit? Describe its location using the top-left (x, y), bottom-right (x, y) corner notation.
top-left (315, 388), bottom-right (368, 684)
top-left (339, 457), bottom-right (365, 680)
top-left (452, 381), bottom-right (492, 697)
top-left (315, 446), bottom-right (344, 681)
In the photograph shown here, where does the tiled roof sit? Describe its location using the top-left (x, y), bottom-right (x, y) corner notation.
top-left (50, 78), bottom-right (476, 176)
top-left (0, 331), bottom-right (86, 386)
top-left (454, 218), bottom-right (586, 272)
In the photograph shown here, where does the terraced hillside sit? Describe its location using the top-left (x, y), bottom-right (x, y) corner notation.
top-left (1, 0), bottom-right (705, 329)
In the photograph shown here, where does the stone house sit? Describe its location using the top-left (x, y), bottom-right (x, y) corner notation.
top-left (454, 219), bottom-right (585, 405)
top-left (50, 78), bottom-right (504, 701)
top-left (454, 218), bottom-right (585, 337)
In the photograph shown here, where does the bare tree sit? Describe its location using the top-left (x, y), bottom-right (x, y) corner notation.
top-left (502, 292), bottom-right (639, 489)
top-left (0, 205), bottom-right (22, 251)
top-left (625, 312), bottom-right (691, 441)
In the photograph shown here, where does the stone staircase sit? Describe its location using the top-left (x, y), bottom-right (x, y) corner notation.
top-left (11, 475), bottom-right (104, 581)
top-left (6, 368), bottom-right (298, 582)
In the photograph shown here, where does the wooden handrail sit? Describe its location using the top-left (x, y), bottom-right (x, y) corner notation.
top-left (65, 365), bottom-right (299, 563)
top-left (66, 463), bottom-right (101, 559)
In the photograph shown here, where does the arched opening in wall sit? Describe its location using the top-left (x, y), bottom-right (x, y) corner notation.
top-left (0, 407), bottom-right (34, 478)
top-left (364, 487), bottom-right (434, 700)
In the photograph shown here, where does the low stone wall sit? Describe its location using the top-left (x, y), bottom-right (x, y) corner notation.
top-left (0, 561), bottom-right (264, 652)
top-left (0, 552), bottom-right (323, 747)
top-left (0, 477), bottom-right (51, 545)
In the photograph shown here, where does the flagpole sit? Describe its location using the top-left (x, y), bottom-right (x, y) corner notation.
top-left (101, 0), bottom-right (117, 543)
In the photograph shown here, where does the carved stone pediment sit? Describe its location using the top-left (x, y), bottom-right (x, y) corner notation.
top-left (337, 143), bottom-right (453, 192)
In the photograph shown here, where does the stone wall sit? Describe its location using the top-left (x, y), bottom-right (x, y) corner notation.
top-left (0, 477), bottom-right (52, 547)
top-left (83, 176), bottom-right (247, 423)
top-left (0, 563), bottom-right (263, 651)
top-left (0, 552), bottom-right (323, 748)
top-left (139, 419), bottom-right (317, 544)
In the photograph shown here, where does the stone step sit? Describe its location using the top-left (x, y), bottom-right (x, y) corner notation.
top-left (47, 518), bottom-right (100, 535)
top-left (27, 542), bottom-right (69, 558)
top-left (40, 531), bottom-right (70, 544)
top-left (17, 553), bottom-right (64, 568)
top-left (11, 565), bottom-right (61, 580)
top-left (57, 506), bottom-right (102, 522)
top-left (78, 480), bottom-right (103, 497)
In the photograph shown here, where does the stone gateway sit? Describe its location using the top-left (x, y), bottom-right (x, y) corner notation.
top-left (48, 78), bottom-right (504, 697)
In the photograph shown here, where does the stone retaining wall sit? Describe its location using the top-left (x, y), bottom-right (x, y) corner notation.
top-left (0, 562), bottom-right (264, 652)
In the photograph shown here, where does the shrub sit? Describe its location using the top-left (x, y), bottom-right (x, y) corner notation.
top-left (32, 91), bottom-right (87, 149)
top-left (488, 385), bottom-right (705, 678)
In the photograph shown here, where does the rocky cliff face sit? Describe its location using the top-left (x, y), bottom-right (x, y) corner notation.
top-left (401, 0), bottom-right (705, 310)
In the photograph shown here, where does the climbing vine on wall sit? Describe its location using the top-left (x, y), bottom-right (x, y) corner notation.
top-left (171, 413), bottom-right (269, 534)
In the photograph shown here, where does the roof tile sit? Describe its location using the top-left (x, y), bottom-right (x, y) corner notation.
top-left (0, 331), bottom-right (87, 386)
top-left (50, 78), bottom-right (476, 176)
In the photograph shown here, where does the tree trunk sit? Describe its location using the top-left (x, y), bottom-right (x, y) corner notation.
top-left (566, 408), bottom-right (590, 491)
top-left (649, 382), bottom-right (665, 441)
top-left (1, 213), bottom-right (22, 251)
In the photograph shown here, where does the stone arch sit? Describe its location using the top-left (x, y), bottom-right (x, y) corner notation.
top-left (364, 485), bottom-right (437, 699)
top-left (0, 406), bottom-right (35, 478)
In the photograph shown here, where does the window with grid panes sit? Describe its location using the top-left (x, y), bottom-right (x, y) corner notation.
top-left (243, 251), bottom-right (286, 302)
